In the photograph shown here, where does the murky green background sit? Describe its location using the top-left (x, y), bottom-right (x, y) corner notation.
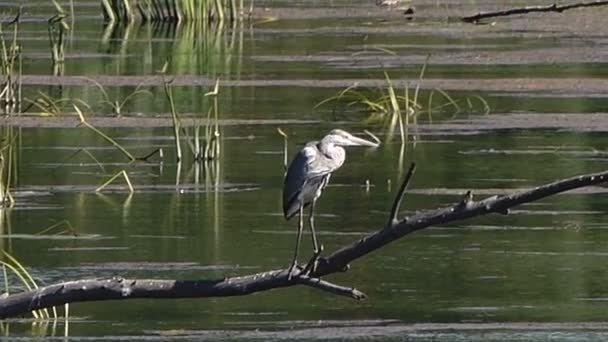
top-left (2, 0), bottom-right (608, 340)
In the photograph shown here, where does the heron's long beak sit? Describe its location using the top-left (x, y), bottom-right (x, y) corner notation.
top-left (348, 135), bottom-right (380, 148)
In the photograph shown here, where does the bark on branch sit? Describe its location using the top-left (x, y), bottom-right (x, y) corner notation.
top-left (462, 1), bottom-right (608, 23)
top-left (2, 164), bottom-right (608, 318)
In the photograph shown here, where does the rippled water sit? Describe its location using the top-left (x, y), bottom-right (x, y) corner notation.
top-left (2, 0), bottom-right (608, 340)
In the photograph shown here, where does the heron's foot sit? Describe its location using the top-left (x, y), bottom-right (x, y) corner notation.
top-left (301, 246), bottom-right (323, 276)
top-left (287, 261), bottom-right (299, 281)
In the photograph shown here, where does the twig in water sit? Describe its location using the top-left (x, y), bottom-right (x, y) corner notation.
top-left (462, 1), bottom-right (608, 23)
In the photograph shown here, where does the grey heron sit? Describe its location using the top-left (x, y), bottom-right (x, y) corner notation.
top-left (283, 129), bottom-right (379, 275)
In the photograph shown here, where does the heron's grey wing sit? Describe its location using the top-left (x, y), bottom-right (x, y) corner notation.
top-left (283, 145), bottom-right (334, 219)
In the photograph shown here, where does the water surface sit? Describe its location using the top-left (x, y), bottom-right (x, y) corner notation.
top-left (2, 0), bottom-right (608, 340)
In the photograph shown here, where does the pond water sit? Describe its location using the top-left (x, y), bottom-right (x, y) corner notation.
top-left (2, 0), bottom-right (608, 340)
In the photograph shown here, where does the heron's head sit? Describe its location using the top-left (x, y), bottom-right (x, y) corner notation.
top-left (323, 129), bottom-right (379, 148)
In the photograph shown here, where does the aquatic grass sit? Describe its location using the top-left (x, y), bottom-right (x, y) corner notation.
top-left (25, 78), bottom-right (151, 117)
top-left (0, 128), bottom-right (16, 208)
top-left (96, 170), bottom-right (134, 193)
top-left (55, 148), bottom-right (107, 173)
top-left (384, 72), bottom-right (405, 143)
top-left (84, 77), bottom-right (152, 117)
top-left (162, 76), bottom-right (222, 163)
top-left (0, 251), bottom-right (67, 320)
top-left (0, 263), bottom-right (42, 319)
top-left (24, 91), bottom-right (90, 116)
top-left (0, 13), bottom-right (22, 115)
top-left (316, 65), bottom-right (491, 142)
top-left (74, 105), bottom-right (136, 162)
top-left (0, 154), bottom-right (14, 208)
top-left (24, 92), bottom-right (67, 116)
top-left (35, 220), bottom-right (77, 236)
top-left (162, 76), bottom-right (183, 162)
top-left (201, 79), bottom-right (221, 161)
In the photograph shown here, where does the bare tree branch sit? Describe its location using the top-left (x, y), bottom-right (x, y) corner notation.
top-left (388, 162), bottom-right (416, 226)
top-left (310, 169), bottom-right (608, 277)
top-left (2, 167), bottom-right (608, 318)
top-left (462, 1), bottom-right (608, 23)
top-left (295, 275), bottom-right (366, 300)
top-left (0, 269), bottom-right (364, 319)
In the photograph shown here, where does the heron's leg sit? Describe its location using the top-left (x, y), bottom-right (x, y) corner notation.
top-left (309, 198), bottom-right (320, 253)
top-left (288, 205), bottom-right (304, 279)
top-left (300, 199), bottom-right (323, 276)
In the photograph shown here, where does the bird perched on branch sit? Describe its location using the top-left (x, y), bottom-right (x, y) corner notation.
top-left (283, 129), bottom-right (379, 276)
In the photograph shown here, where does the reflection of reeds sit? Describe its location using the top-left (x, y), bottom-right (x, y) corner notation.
top-left (0, 128), bottom-right (15, 208)
top-left (103, 0), bottom-right (246, 23)
top-left (0, 14), bottom-right (22, 115)
top-left (169, 19), bottom-right (242, 78)
top-left (48, 1), bottom-right (69, 76)
top-left (99, 15), bottom-right (243, 83)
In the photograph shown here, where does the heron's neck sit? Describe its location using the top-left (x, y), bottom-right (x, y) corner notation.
top-left (317, 142), bottom-right (344, 160)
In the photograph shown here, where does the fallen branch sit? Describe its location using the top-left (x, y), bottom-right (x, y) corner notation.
top-left (462, 0), bottom-right (608, 23)
top-left (2, 164), bottom-right (608, 318)
top-left (0, 270), bottom-right (365, 319)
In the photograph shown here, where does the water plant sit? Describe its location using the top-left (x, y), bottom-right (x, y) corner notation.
top-left (0, 154), bottom-right (13, 208)
top-left (0, 13), bottom-right (22, 115)
top-left (24, 91), bottom-right (75, 116)
top-left (96, 170), bottom-right (134, 193)
top-left (74, 105), bottom-right (137, 162)
top-left (0, 251), bottom-right (67, 320)
top-left (200, 79), bottom-right (221, 161)
top-left (163, 76), bottom-right (183, 162)
top-left (72, 105), bottom-right (140, 192)
top-left (162, 74), bottom-right (222, 163)
top-left (0, 250), bottom-right (71, 336)
top-left (56, 148), bottom-right (107, 173)
top-left (35, 220), bottom-right (77, 236)
top-left (316, 65), bottom-right (490, 143)
top-left (0, 128), bottom-right (16, 208)
top-left (86, 77), bottom-right (152, 117)
top-left (26, 78), bottom-right (152, 117)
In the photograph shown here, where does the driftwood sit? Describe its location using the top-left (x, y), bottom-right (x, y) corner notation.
top-left (2, 163), bottom-right (608, 319)
top-left (462, 1), bottom-right (608, 23)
